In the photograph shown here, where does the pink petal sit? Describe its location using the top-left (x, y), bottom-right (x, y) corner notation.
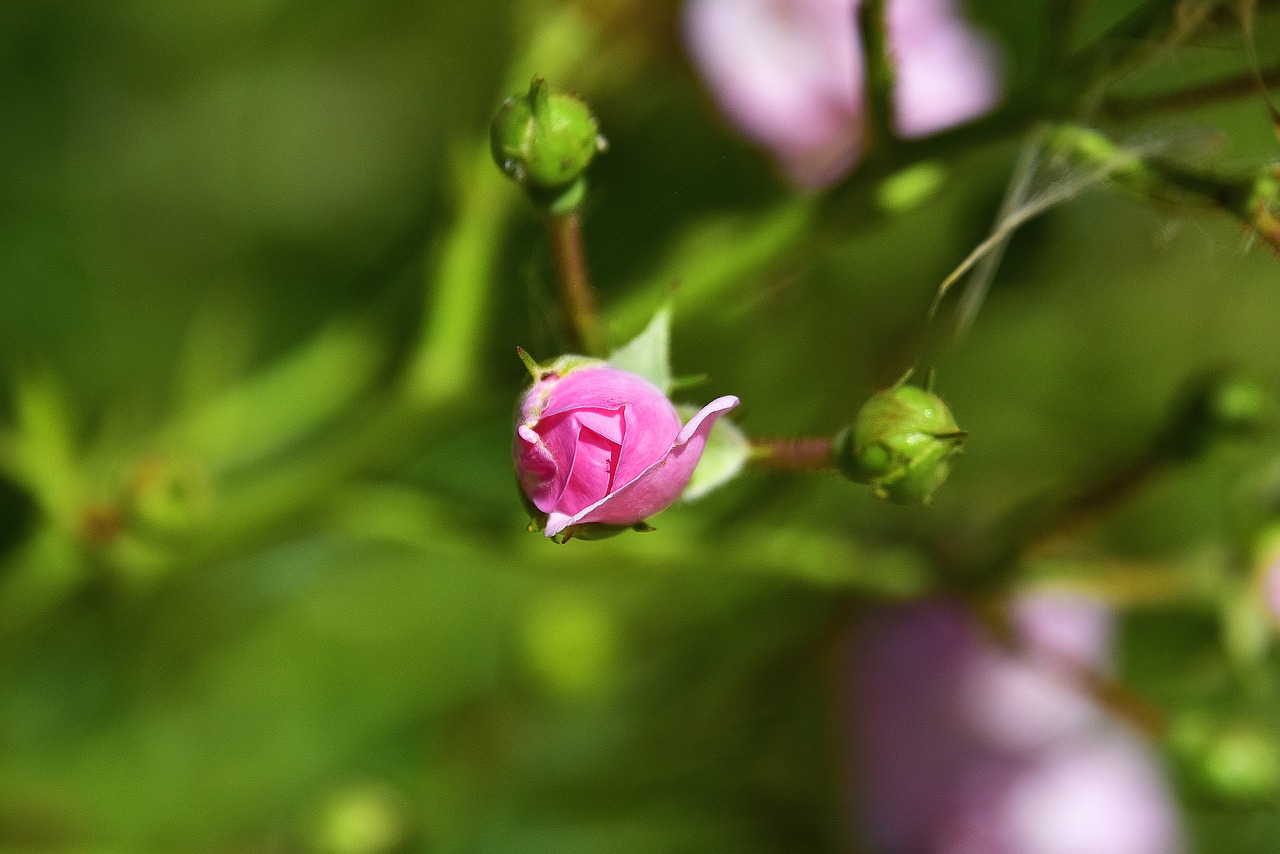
top-left (518, 405), bottom-right (626, 514)
top-left (543, 396), bottom-right (739, 537)
top-left (515, 424), bottom-right (559, 512)
top-left (553, 425), bottom-right (623, 517)
top-left (540, 367), bottom-right (676, 426)
top-left (892, 0), bottom-right (1002, 139)
top-left (1262, 548), bottom-right (1280, 622)
top-left (683, 0), bottom-right (1002, 188)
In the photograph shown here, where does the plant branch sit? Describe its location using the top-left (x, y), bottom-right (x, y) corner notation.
top-left (749, 437), bottom-right (836, 472)
top-left (857, 0), bottom-right (897, 156)
top-left (547, 210), bottom-right (607, 357)
top-left (1103, 65), bottom-right (1280, 121)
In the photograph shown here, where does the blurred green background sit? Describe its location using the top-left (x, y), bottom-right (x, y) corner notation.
top-left (2, 0), bottom-right (1280, 850)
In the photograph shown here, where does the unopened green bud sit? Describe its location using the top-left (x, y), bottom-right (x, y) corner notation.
top-left (490, 76), bottom-right (602, 209)
top-left (312, 784), bottom-right (408, 854)
top-left (1171, 712), bottom-right (1280, 804)
top-left (876, 161), bottom-right (947, 214)
top-left (1203, 727), bottom-right (1280, 802)
top-left (834, 385), bottom-right (966, 505)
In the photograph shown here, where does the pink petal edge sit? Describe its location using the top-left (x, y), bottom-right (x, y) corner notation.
top-left (543, 395), bottom-right (740, 537)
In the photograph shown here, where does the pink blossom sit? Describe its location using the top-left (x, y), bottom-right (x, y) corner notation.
top-left (1259, 542), bottom-right (1280, 622)
top-left (683, 0), bottom-right (1002, 186)
top-left (514, 362), bottom-right (738, 539)
top-left (841, 596), bottom-right (1182, 854)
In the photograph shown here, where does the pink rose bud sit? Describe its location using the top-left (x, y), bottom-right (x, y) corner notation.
top-left (683, 0), bottom-right (1002, 187)
top-left (514, 359), bottom-right (739, 541)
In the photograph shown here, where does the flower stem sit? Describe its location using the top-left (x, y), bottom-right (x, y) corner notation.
top-left (1103, 65), bottom-right (1280, 121)
top-left (547, 209), bottom-right (607, 357)
top-left (857, 0), bottom-right (897, 156)
top-left (749, 437), bottom-right (836, 472)
top-left (405, 3), bottom-right (598, 407)
top-left (1024, 455), bottom-right (1163, 556)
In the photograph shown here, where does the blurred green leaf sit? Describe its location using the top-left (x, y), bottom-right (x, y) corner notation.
top-left (0, 535), bottom-right (517, 845)
top-left (607, 305), bottom-right (671, 394)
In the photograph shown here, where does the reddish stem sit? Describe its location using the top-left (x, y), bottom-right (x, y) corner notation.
top-left (547, 210), bottom-right (606, 357)
top-left (750, 437), bottom-right (836, 472)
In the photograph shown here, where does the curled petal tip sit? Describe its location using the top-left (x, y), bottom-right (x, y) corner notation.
top-left (544, 511), bottom-right (574, 538)
top-left (676, 395), bottom-right (740, 445)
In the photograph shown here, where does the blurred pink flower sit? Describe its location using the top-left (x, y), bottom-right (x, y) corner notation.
top-left (514, 362), bottom-right (738, 539)
top-left (1260, 543), bottom-right (1280, 623)
top-left (683, 0), bottom-right (1002, 186)
top-left (841, 596), bottom-right (1182, 854)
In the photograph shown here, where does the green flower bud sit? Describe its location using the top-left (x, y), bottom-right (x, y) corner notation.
top-left (1202, 727), bottom-right (1280, 802)
top-left (1170, 712), bottom-right (1280, 805)
top-left (834, 385), bottom-right (966, 505)
top-left (311, 784), bottom-right (408, 854)
top-left (490, 76), bottom-right (602, 208)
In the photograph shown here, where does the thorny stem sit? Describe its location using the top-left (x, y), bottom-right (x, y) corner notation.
top-left (749, 437), bottom-right (836, 472)
top-left (547, 210), bottom-right (607, 357)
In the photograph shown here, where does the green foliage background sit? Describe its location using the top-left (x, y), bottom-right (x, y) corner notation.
top-left (2, 0), bottom-right (1280, 850)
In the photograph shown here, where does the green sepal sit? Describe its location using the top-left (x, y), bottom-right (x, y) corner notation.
top-left (527, 177), bottom-right (588, 216)
top-left (516, 347), bottom-right (605, 384)
top-left (551, 521), bottom-right (635, 543)
top-left (608, 305), bottom-right (672, 394)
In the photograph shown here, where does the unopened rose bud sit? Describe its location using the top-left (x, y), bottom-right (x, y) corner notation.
top-left (490, 77), bottom-right (603, 211)
top-left (514, 355), bottom-right (738, 542)
top-left (834, 384), bottom-right (966, 504)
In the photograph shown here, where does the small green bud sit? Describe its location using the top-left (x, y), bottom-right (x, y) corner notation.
top-left (834, 385), bottom-right (966, 505)
top-left (1210, 375), bottom-right (1273, 433)
top-left (490, 77), bottom-right (602, 205)
top-left (312, 784), bottom-right (408, 854)
top-left (876, 161), bottom-right (947, 214)
top-left (1203, 727), bottom-right (1280, 802)
top-left (1170, 712), bottom-right (1280, 805)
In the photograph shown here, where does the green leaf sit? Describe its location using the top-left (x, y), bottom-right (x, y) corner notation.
top-left (677, 406), bottom-right (750, 502)
top-left (608, 306), bottom-right (671, 394)
top-left (0, 535), bottom-right (515, 846)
